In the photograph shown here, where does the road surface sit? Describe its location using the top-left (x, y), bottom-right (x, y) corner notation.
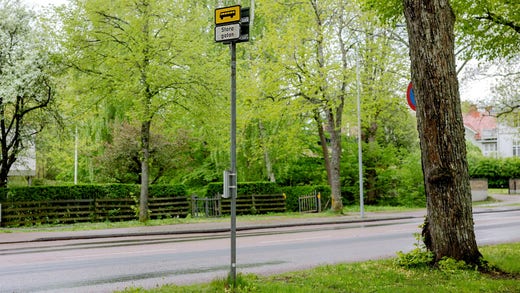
top-left (0, 209), bottom-right (519, 292)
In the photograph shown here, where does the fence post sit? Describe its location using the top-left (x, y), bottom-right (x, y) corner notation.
top-left (191, 195), bottom-right (196, 217)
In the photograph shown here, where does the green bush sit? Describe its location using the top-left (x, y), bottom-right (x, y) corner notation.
top-left (149, 184), bottom-right (187, 198)
top-left (469, 157), bottom-right (520, 188)
top-left (2, 184), bottom-right (187, 202)
top-left (395, 231), bottom-right (433, 268)
top-left (395, 248), bottom-right (434, 268)
top-left (437, 257), bottom-right (471, 273)
top-left (280, 185), bottom-right (330, 212)
top-left (205, 181), bottom-right (280, 197)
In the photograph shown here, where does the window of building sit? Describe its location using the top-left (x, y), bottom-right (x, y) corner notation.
top-left (513, 139), bottom-right (520, 157)
top-left (483, 142), bottom-right (497, 157)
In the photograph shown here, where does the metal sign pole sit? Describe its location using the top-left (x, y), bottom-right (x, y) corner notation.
top-left (229, 41), bottom-right (237, 286)
top-left (214, 5), bottom-right (249, 286)
top-left (356, 54), bottom-right (364, 219)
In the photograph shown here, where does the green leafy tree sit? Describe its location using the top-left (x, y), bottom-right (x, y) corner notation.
top-left (351, 9), bottom-right (416, 204)
top-left (364, 0), bottom-right (519, 60)
top-left (454, 0), bottom-right (519, 61)
top-left (95, 123), bottom-right (196, 184)
top-left (0, 0), bottom-right (59, 187)
top-left (257, 0), bottom-right (367, 212)
top-left (59, 0), bottom-right (215, 221)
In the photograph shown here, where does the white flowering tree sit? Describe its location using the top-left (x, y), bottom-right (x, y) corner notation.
top-left (0, 0), bottom-right (57, 187)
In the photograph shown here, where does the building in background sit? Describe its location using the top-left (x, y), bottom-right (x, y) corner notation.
top-left (463, 105), bottom-right (520, 158)
top-left (7, 139), bottom-right (36, 185)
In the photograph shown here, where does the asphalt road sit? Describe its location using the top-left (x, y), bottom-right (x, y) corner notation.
top-left (1, 209), bottom-right (519, 292)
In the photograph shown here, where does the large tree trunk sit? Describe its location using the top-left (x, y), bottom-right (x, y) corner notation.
top-left (403, 0), bottom-right (482, 264)
top-left (325, 108), bottom-right (344, 213)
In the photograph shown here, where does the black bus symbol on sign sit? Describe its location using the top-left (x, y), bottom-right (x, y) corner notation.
top-left (220, 10), bottom-right (236, 20)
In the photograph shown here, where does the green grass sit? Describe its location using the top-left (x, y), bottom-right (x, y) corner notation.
top-left (488, 188), bottom-right (506, 194)
top-left (118, 242), bottom-right (520, 293)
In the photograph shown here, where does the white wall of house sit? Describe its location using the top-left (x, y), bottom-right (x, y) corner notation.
top-left (497, 123), bottom-right (520, 158)
top-left (466, 122), bottom-right (519, 158)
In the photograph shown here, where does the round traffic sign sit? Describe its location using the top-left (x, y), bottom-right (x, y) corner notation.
top-left (406, 82), bottom-right (416, 111)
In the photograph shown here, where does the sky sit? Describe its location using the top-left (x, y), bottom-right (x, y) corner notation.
top-left (24, 0), bottom-right (68, 9)
top-left (23, 0), bottom-right (494, 102)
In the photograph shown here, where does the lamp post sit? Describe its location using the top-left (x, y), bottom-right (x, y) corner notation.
top-left (356, 52), bottom-right (364, 219)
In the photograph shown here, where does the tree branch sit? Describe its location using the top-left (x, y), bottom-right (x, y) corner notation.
top-left (475, 11), bottom-right (520, 34)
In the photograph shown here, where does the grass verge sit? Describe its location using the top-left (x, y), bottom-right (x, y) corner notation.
top-left (118, 242), bottom-right (520, 293)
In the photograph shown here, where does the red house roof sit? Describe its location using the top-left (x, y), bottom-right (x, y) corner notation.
top-left (463, 106), bottom-right (497, 140)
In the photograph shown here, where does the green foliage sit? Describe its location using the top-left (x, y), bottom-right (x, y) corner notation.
top-left (206, 182), bottom-right (280, 198)
top-left (469, 157), bottom-right (520, 188)
top-left (437, 257), bottom-right (472, 273)
top-left (364, 0), bottom-right (519, 61)
top-left (361, 0), bottom-right (404, 25)
top-left (149, 184), bottom-right (187, 198)
top-left (453, 0), bottom-right (520, 61)
top-left (2, 184), bottom-right (187, 202)
top-left (280, 185), bottom-right (331, 212)
top-left (395, 248), bottom-right (434, 269)
top-left (4, 185), bottom-right (101, 201)
top-left (277, 157), bottom-right (328, 186)
top-left (395, 231), bottom-right (434, 268)
top-left (341, 140), bottom-right (425, 208)
top-left (95, 123), bottom-right (201, 184)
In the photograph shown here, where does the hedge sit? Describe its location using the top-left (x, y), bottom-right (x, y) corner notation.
top-left (469, 157), bottom-right (520, 188)
top-left (206, 181), bottom-right (281, 197)
top-left (0, 184), bottom-right (187, 202)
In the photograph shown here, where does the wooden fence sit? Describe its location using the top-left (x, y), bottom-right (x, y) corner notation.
top-left (0, 197), bottom-right (189, 227)
top-left (220, 194), bottom-right (286, 215)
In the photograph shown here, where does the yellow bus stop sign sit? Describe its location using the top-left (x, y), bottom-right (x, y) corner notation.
top-left (215, 5), bottom-right (241, 25)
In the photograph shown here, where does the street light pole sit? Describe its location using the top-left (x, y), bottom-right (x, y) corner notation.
top-left (356, 54), bottom-right (364, 219)
top-left (229, 41), bottom-right (237, 285)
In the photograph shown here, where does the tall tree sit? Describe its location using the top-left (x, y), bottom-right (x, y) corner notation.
top-left (403, 0), bottom-right (482, 264)
top-left (60, 0), bottom-right (214, 221)
top-left (0, 0), bottom-right (58, 187)
top-left (258, 0), bottom-right (365, 212)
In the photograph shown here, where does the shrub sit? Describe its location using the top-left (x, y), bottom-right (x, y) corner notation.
top-left (206, 181), bottom-right (280, 197)
top-left (394, 231), bottom-right (433, 268)
top-left (280, 185), bottom-right (330, 212)
top-left (437, 257), bottom-right (471, 273)
top-left (2, 184), bottom-right (187, 202)
top-left (395, 248), bottom-right (434, 269)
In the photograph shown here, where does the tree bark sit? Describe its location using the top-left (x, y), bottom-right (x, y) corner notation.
top-left (325, 107), bottom-right (344, 212)
top-left (314, 110), bottom-right (332, 186)
top-left (403, 0), bottom-right (482, 264)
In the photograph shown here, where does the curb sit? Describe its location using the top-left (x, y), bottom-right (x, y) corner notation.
top-left (2, 206), bottom-right (519, 245)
